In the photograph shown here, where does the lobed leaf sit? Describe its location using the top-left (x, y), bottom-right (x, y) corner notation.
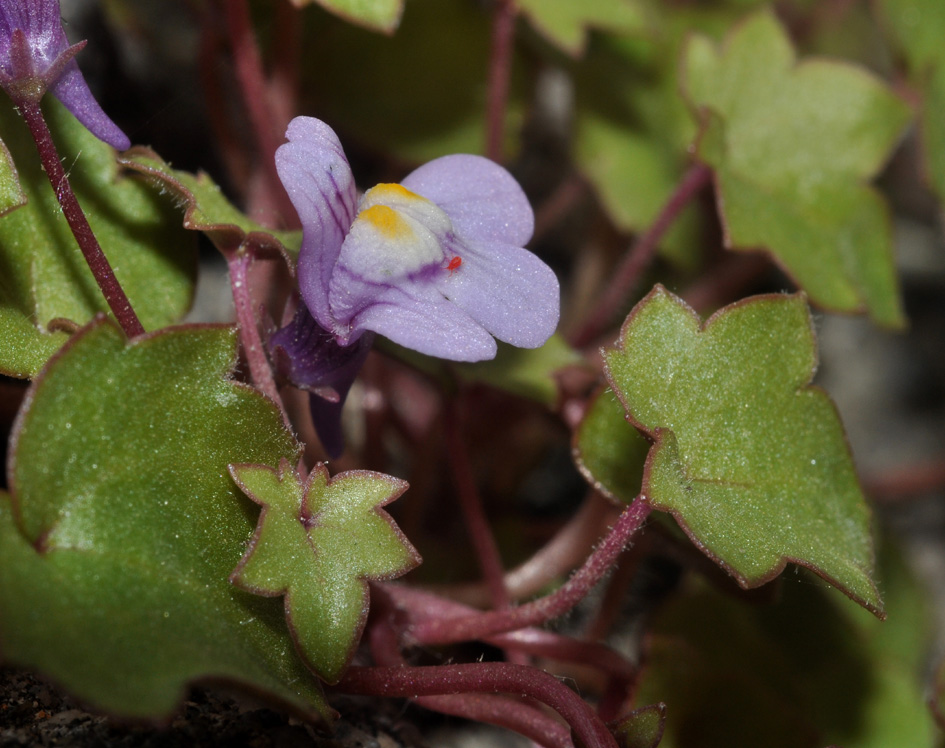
top-left (0, 99), bottom-right (196, 378)
top-left (515, 0), bottom-right (646, 56)
top-left (230, 461), bottom-right (420, 683)
top-left (682, 11), bottom-right (912, 326)
top-left (120, 148), bottom-right (301, 262)
top-left (1, 318), bottom-right (328, 720)
top-left (604, 285), bottom-right (881, 614)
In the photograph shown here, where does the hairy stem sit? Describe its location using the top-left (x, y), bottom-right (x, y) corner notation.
top-left (19, 99), bottom-right (144, 338)
top-left (337, 661), bottom-right (617, 748)
top-left (409, 497), bottom-right (652, 645)
top-left (486, 0), bottom-right (517, 161)
top-left (229, 250), bottom-right (292, 431)
top-left (573, 163), bottom-right (712, 347)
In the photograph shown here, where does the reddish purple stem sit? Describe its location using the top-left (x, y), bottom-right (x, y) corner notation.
top-left (408, 497), bottom-right (652, 645)
top-left (228, 250), bottom-right (292, 430)
top-left (18, 99), bottom-right (145, 339)
top-left (337, 662), bottom-right (617, 748)
top-left (573, 163), bottom-right (712, 347)
top-left (444, 402), bottom-right (510, 609)
top-left (486, 0), bottom-right (516, 161)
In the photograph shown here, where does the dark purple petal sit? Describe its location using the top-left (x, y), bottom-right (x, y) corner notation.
top-left (276, 117), bottom-right (358, 332)
top-left (50, 64), bottom-right (131, 150)
top-left (269, 304), bottom-right (373, 458)
top-left (400, 154), bottom-right (534, 246)
top-left (434, 239), bottom-right (560, 349)
top-left (350, 283), bottom-right (498, 362)
top-left (0, 0), bottom-right (130, 150)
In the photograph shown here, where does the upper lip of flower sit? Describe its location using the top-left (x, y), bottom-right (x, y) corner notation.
top-left (0, 0), bottom-right (130, 150)
top-left (275, 116), bottom-right (560, 363)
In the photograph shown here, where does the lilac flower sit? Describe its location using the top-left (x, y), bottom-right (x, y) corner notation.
top-left (0, 0), bottom-right (130, 150)
top-left (271, 116), bottom-right (560, 455)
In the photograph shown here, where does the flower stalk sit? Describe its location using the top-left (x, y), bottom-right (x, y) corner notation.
top-left (18, 99), bottom-right (144, 338)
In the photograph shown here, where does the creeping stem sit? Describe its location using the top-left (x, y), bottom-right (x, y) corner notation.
top-left (337, 661), bottom-right (618, 748)
top-left (18, 99), bottom-right (145, 338)
top-left (573, 163), bottom-right (711, 347)
top-left (408, 496), bottom-right (653, 645)
top-left (486, 0), bottom-right (517, 161)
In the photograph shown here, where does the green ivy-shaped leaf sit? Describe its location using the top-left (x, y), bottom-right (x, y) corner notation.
top-left (635, 548), bottom-right (935, 747)
top-left (682, 10), bottom-right (912, 326)
top-left (290, 0), bottom-right (404, 33)
top-left (230, 461), bottom-right (420, 683)
top-left (1, 318), bottom-right (328, 720)
top-left (0, 135), bottom-right (25, 216)
top-left (120, 148), bottom-right (301, 262)
top-left (604, 285), bottom-right (881, 614)
top-left (516, 0), bottom-right (646, 57)
top-left (875, 0), bottom-right (945, 202)
top-left (0, 98), bottom-right (196, 378)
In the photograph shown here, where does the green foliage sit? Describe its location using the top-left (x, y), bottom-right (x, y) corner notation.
top-left (875, 0), bottom-right (945, 202)
top-left (303, 0), bottom-right (508, 161)
top-left (120, 148), bottom-right (301, 261)
top-left (604, 286), bottom-right (881, 614)
top-left (0, 136), bottom-right (24, 216)
top-left (611, 703), bottom-right (666, 748)
top-left (515, 0), bottom-right (646, 56)
top-left (230, 461), bottom-right (419, 683)
top-left (0, 98), bottom-right (196, 378)
top-left (294, 0), bottom-right (403, 32)
top-left (573, 386), bottom-right (649, 504)
top-left (458, 335), bottom-right (584, 405)
top-left (682, 11), bottom-right (911, 326)
top-left (635, 550), bottom-right (935, 748)
top-left (0, 319), bottom-right (328, 720)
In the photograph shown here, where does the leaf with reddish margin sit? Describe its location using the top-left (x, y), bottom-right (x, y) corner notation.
top-left (1, 318), bottom-right (327, 720)
top-left (120, 147), bottom-right (301, 262)
top-left (603, 285), bottom-right (882, 615)
top-left (230, 460), bottom-right (420, 683)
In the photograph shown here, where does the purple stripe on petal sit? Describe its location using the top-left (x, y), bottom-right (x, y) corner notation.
top-left (401, 154), bottom-right (534, 247)
top-left (435, 239), bottom-right (560, 349)
top-left (276, 117), bottom-right (358, 331)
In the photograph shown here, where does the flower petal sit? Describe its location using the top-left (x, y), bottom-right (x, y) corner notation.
top-left (276, 117), bottom-right (358, 330)
top-left (435, 240), bottom-right (559, 349)
top-left (50, 64), bottom-right (131, 150)
top-left (351, 284), bottom-right (498, 362)
top-left (400, 155), bottom-right (534, 246)
top-left (269, 304), bottom-right (373, 458)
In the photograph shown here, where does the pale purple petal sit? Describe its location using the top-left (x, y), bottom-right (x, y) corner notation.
top-left (276, 117), bottom-right (358, 330)
top-left (350, 284), bottom-right (498, 362)
top-left (50, 64), bottom-right (130, 150)
top-left (435, 240), bottom-right (560, 349)
top-left (401, 155), bottom-right (534, 246)
top-left (0, 0), bottom-right (63, 71)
